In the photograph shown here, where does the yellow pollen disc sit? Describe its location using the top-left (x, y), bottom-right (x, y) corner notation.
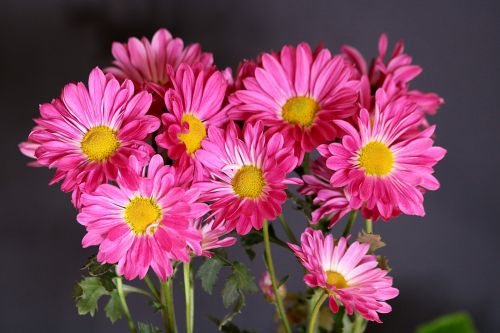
top-left (231, 165), bottom-right (265, 199)
top-left (81, 126), bottom-right (120, 162)
top-left (326, 271), bottom-right (348, 289)
top-left (282, 96), bottom-right (319, 127)
top-left (177, 114), bottom-right (207, 154)
top-left (358, 141), bottom-right (394, 176)
top-left (124, 197), bottom-right (162, 235)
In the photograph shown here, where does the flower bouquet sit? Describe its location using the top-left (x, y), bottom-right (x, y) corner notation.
top-left (20, 29), bottom-right (446, 333)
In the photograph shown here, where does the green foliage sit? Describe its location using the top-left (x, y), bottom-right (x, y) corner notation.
top-left (137, 322), bottom-right (162, 333)
top-left (196, 257), bottom-right (224, 294)
top-left (81, 255), bottom-right (117, 292)
top-left (198, 250), bottom-right (258, 329)
top-left (104, 290), bottom-right (124, 323)
top-left (415, 312), bottom-right (477, 333)
top-left (209, 317), bottom-right (256, 333)
top-left (75, 277), bottom-right (108, 316)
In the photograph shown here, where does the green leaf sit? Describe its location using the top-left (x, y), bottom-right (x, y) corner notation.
top-left (137, 322), bottom-right (162, 333)
top-left (231, 262), bottom-right (257, 294)
top-left (222, 277), bottom-right (240, 308)
top-left (415, 312), bottom-right (477, 333)
top-left (104, 290), bottom-right (123, 323)
top-left (219, 290), bottom-right (245, 328)
top-left (240, 232), bottom-right (263, 246)
top-left (75, 277), bottom-right (107, 316)
top-left (278, 274), bottom-right (290, 287)
top-left (196, 258), bottom-right (224, 295)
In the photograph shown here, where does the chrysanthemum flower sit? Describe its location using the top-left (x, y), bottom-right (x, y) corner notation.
top-left (320, 89), bottom-right (446, 220)
top-left (77, 155), bottom-right (209, 280)
top-left (289, 228), bottom-right (399, 323)
top-left (155, 64), bottom-right (228, 180)
top-left (191, 218), bottom-right (236, 257)
top-left (20, 67), bottom-right (159, 207)
top-left (194, 121), bottom-right (301, 235)
top-left (299, 156), bottom-right (351, 228)
top-left (342, 33), bottom-right (443, 123)
top-left (107, 28), bottom-right (213, 95)
top-left (228, 43), bottom-right (358, 162)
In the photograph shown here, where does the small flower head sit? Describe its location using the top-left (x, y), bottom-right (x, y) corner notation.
top-left (191, 218), bottom-right (236, 257)
top-left (259, 271), bottom-right (287, 302)
top-left (20, 67), bottom-right (159, 206)
top-left (195, 121), bottom-right (301, 234)
top-left (229, 43), bottom-right (358, 162)
top-left (320, 89), bottom-right (446, 220)
top-left (77, 155), bottom-right (209, 280)
top-left (289, 228), bottom-right (399, 322)
top-left (156, 64), bottom-right (228, 180)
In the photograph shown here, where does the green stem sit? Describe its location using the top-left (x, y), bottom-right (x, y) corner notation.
top-left (352, 313), bottom-right (367, 333)
top-left (183, 262), bottom-right (194, 333)
top-left (143, 273), bottom-right (161, 301)
top-left (365, 219), bottom-right (373, 233)
top-left (342, 210), bottom-right (358, 238)
top-left (122, 285), bottom-right (152, 298)
top-left (115, 270), bottom-right (136, 333)
top-left (263, 220), bottom-right (292, 333)
top-left (161, 278), bottom-right (177, 333)
top-left (278, 214), bottom-right (299, 244)
top-left (307, 292), bottom-right (329, 333)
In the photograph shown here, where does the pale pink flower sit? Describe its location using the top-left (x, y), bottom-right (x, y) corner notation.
top-left (107, 28), bottom-right (213, 95)
top-left (155, 64), bottom-right (228, 180)
top-left (299, 156), bottom-right (352, 228)
top-left (194, 121), bottom-right (301, 235)
top-left (19, 67), bottom-right (159, 207)
top-left (191, 218), bottom-right (236, 257)
top-left (229, 43), bottom-right (359, 162)
top-left (258, 271), bottom-right (286, 302)
top-left (342, 33), bottom-right (443, 123)
top-left (320, 89), bottom-right (446, 221)
top-left (289, 228), bottom-right (399, 323)
top-left (77, 155), bottom-right (209, 280)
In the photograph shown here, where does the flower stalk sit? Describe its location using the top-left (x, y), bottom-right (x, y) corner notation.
top-left (161, 278), bottom-right (177, 333)
top-left (183, 261), bottom-right (194, 333)
top-left (115, 269), bottom-right (136, 333)
top-left (263, 219), bottom-right (292, 333)
top-left (307, 292), bottom-right (329, 333)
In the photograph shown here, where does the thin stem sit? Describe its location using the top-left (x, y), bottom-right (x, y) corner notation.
top-left (115, 270), bottom-right (136, 333)
top-left (365, 219), bottom-right (373, 233)
top-left (143, 273), bottom-right (161, 301)
top-left (307, 292), bottom-right (329, 333)
top-left (278, 213), bottom-right (299, 244)
top-left (263, 220), bottom-right (292, 333)
top-left (352, 313), bottom-right (367, 333)
top-left (161, 278), bottom-right (177, 333)
top-left (183, 262), bottom-right (194, 333)
top-left (122, 285), bottom-right (152, 298)
top-left (342, 210), bottom-right (359, 238)
top-left (303, 152), bottom-right (310, 174)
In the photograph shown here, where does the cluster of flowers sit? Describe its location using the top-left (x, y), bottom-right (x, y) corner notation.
top-left (20, 29), bottom-right (445, 323)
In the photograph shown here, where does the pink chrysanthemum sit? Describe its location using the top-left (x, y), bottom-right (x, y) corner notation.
top-left (320, 89), bottom-right (446, 221)
top-left (77, 155), bottom-right (209, 280)
top-left (191, 218), bottom-right (236, 257)
top-left (194, 121), bottom-right (301, 235)
top-left (289, 228), bottom-right (399, 322)
top-left (299, 156), bottom-right (352, 228)
top-left (107, 28), bottom-right (213, 95)
top-left (229, 43), bottom-right (358, 162)
top-left (342, 33), bottom-right (443, 124)
top-left (155, 64), bottom-right (228, 180)
top-left (19, 67), bottom-right (159, 207)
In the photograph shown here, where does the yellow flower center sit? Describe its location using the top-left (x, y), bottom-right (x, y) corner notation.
top-left (177, 114), bottom-right (207, 154)
top-left (282, 96), bottom-right (319, 127)
top-left (358, 141), bottom-right (394, 176)
top-left (231, 165), bottom-right (265, 199)
top-left (325, 271), bottom-right (348, 289)
top-left (124, 197), bottom-right (162, 235)
top-left (81, 126), bottom-right (120, 162)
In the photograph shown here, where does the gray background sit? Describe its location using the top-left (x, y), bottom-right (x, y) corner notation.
top-left (1, 0), bottom-right (499, 332)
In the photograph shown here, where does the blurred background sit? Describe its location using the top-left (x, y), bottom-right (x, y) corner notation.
top-left (1, 0), bottom-right (499, 332)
